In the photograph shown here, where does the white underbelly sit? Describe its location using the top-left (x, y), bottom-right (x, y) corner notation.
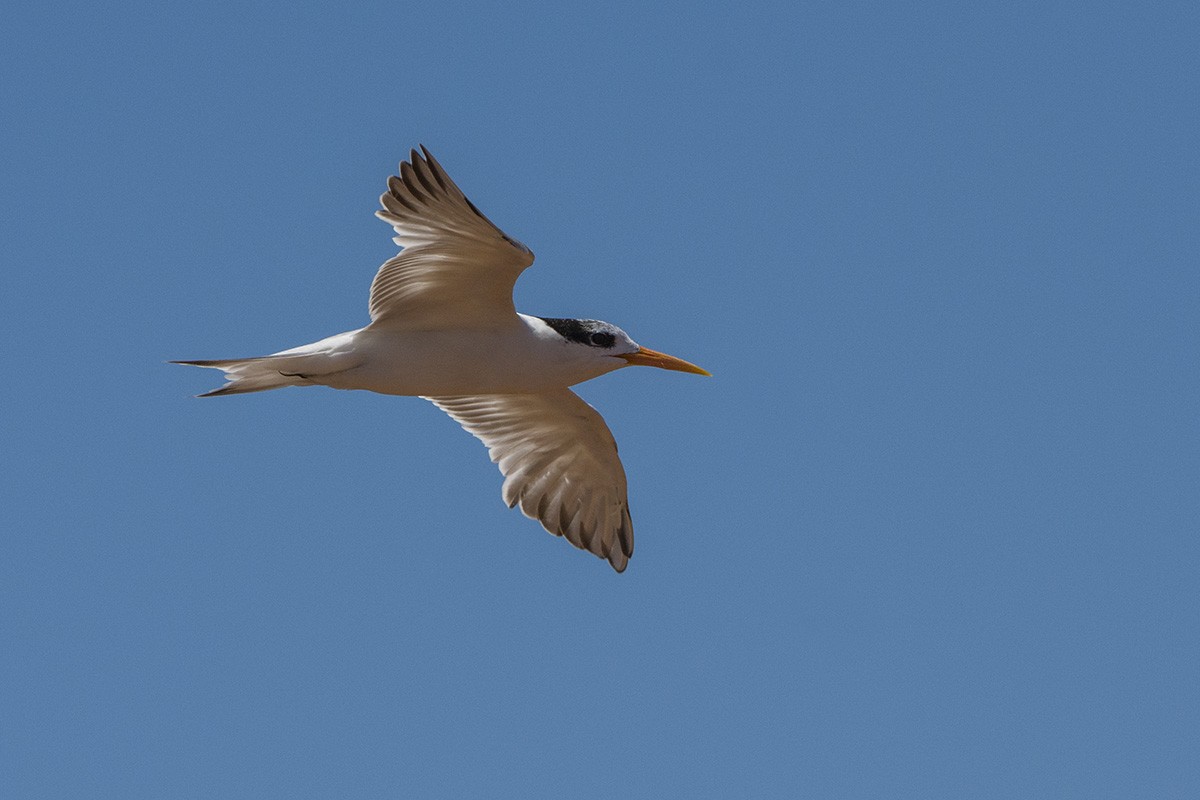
top-left (317, 326), bottom-right (613, 396)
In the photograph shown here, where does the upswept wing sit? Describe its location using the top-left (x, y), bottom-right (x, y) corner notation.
top-left (425, 390), bottom-right (635, 572)
top-left (370, 146), bottom-right (534, 329)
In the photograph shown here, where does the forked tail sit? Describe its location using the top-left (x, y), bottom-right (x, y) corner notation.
top-left (172, 354), bottom-right (323, 397)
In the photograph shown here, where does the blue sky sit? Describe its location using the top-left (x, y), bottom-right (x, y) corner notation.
top-left (3, 1), bottom-right (1198, 797)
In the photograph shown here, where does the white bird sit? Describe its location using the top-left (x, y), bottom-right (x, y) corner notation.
top-left (175, 146), bottom-right (708, 572)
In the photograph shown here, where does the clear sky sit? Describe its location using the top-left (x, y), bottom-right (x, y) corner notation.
top-left (3, 1), bottom-right (1198, 797)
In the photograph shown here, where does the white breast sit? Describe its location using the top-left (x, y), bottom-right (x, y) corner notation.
top-left (319, 315), bottom-right (624, 396)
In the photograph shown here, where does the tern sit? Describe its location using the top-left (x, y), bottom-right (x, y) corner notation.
top-left (175, 146), bottom-right (708, 572)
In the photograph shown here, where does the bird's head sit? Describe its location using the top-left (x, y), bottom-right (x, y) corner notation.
top-left (536, 317), bottom-right (710, 377)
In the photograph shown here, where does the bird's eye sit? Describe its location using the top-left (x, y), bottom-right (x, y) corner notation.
top-left (590, 332), bottom-right (616, 348)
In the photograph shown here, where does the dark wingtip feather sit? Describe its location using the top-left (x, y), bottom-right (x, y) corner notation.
top-left (410, 151), bottom-right (440, 197)
top-left (419, 145), bottom-right (453, 191)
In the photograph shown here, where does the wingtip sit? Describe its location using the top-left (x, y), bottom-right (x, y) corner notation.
top-left (419, 143), bottom-right (439, 164)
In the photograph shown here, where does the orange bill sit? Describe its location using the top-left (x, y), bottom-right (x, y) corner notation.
top-left (618, 346), bottom-right (711, 376)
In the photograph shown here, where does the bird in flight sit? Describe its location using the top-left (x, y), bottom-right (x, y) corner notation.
top-left (175, 146), bottom-right (708, 572)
